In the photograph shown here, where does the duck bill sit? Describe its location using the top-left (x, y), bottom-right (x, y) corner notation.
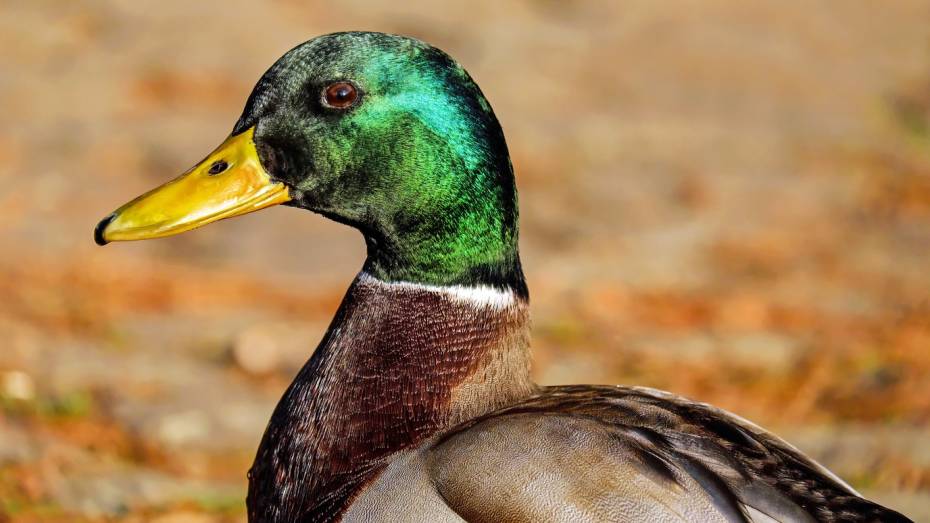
top-left (94, 127), bottom-right (290, 245)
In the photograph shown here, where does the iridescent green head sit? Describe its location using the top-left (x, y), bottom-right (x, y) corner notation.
top-left (96, 32), bottom-right (526, 297)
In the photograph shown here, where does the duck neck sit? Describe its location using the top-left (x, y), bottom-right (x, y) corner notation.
top-left (359, 212), bottom-right (528, 298)
top-left (247, 271), bottom-right (535, 521)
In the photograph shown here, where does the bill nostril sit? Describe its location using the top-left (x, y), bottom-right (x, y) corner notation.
top-left (208, 160), bottom-right (229, 175)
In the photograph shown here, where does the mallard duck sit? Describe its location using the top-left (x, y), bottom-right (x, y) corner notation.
top-left (94, 32), bottom-right (910, 523)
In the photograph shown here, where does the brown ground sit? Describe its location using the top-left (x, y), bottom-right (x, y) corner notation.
top-left (2, 1), bottom-right (930, 521)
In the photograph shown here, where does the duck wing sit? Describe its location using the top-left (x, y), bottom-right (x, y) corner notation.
top-left (424, 385), bottom-right (911, 522)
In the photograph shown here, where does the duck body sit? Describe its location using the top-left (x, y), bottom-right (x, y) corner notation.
top-left (95, 32), bottom-right (912, 522)
top-left (247, 274), bottom-right (906, 523)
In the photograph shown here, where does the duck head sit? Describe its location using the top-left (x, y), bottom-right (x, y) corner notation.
top-left (95, 32), bottom-right (525, 296)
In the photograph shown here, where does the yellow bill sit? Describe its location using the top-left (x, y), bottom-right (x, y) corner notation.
top-left (94, 127), bottom-right (290, 245)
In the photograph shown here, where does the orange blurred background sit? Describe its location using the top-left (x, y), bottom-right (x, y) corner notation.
top-left (1, 1), bottom-right (929, 521)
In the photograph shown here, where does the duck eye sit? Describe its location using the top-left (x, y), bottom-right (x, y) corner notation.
top-left (208, 160), bottom-right (229, 175)
top-left (323, 82), bottom-right (358, 109)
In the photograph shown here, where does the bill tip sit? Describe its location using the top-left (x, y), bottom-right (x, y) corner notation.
top-left (94, 214), bottom-right (115, 246)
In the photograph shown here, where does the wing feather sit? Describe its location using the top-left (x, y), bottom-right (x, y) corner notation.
top-left (427, 385), bottom-right (911, 522)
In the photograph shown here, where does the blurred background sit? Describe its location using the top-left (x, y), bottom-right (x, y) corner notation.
top-left (2, 1), bottom-right (929, 521)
